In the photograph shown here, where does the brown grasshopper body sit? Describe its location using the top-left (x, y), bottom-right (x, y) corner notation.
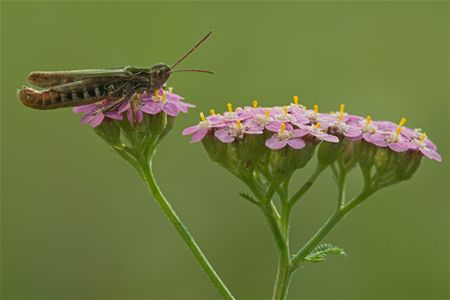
top-left (18, 32), bottom-right (213, 110)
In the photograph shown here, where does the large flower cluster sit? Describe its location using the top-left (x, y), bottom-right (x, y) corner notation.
top-left (73, 88), bottom-right (195, 127)
top-left (183, 97), bottom-right (441, 161)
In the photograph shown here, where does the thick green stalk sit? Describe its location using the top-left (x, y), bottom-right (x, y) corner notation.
top-left (137, 159), bottom-right (235, 299)
top-left (272, 204), bottom-right (293, 299)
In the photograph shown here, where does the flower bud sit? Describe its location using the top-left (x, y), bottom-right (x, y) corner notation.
top-left (357, 140), bottom-right (377, 169)
top-left (317, 140), bottom-right (342, 166)
top-left (93, 119), bottom-right (121, 146)
top-left (269, 141), bottom-right (316, 183)
top-left (339, 139), bottom-right (359, 172)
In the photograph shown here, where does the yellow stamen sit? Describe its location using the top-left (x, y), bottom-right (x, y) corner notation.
top-left (200, 112), bottom-right (206, 122)
top-left (283, 105), bottom-right (288, 115)
top-left (161, 91), bottom-right (166, 102)
top-left (154, 90), bottom-right (159, 98)
top-left (265, 108), bottom-right (270, 118)
top-left (395, 117), bottom-right (406, 138)
top-left (236, 119), bottom-right (241, 129)
top-left (315, 122), bottom-right (321, 128)
top-left (209, 109), bottom-right (216, 115)
top-left (366, 115), bottom-right (371, 124)
top-left (293, 95), bottom-right (299, 105)
top-left (314, 104), bottom-right (319, 114)
top-left (420, 133), bottom-right (427, 143)
top-left (253, 100), bottom-right (258, 108)
top-left (281, 122), bottom-right (286, 133)
top-left (227, 103), bottom-right (233, 113)
top-left (338, 103), bottom-right (345, 123)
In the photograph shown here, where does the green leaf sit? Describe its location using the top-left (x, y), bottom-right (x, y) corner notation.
top-left (304, 243), bottom-right (346, 263)
top-left (238, 192), bottom-right (258, 205)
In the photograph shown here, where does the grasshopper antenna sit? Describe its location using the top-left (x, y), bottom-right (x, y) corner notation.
top-left (170, 31), bottom-right (213, 71)
top-left (170, 69), bottom-right (215, 75)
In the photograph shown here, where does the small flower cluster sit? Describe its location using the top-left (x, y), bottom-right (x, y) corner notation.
top-left (183, 97), bottom-right (441, 161)
top-left (73, 88), bottom-right (195, 127)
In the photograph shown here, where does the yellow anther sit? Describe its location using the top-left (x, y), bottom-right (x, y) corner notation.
top-left (265, 108), bottom-right (270, 118)
top-left (395, 117), bottom-right (406, 138)
top-left (236, 119), bottom-right (241, 128)
top-left (209, 109), bottom-right (216, 115)
top-left (283, 105), bottom-right (288, 115)
top-left (281, 122), bottom-right (286, 132)
top-left (398, 117), bottom-right (407, 127)
top-left (338, 104), bottom-right (345, 123)
top-left (366, 115), bottom-right (371, 124)
top-left (420, 133), bottom-right (427, 143)
top-left (161, 91), bottom-right (166, 102)
top-left (200, 112), bottom-right (206, 122)
top-left (293, 95), bottom-right (299, 105)
top-left (227, 103), bottom-right (233, 113)
top-left (314, 104), bottom-right (319, 114)
top-left (315, 122), bottom-right (321, 128)
top-left (154, 90), bottom-right (159, 98)
top-left (253, 100), bottom-right (258, 108)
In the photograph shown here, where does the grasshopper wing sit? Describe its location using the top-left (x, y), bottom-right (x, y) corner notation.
top-left (27, 67), bottom-right (133, 88)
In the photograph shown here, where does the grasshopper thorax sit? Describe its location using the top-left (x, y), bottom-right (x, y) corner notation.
top-left (149, 63), bottom-right (171, 90)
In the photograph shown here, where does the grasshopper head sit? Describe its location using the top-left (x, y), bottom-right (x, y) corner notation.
top-left (150, 63), bottom-right (171, 88)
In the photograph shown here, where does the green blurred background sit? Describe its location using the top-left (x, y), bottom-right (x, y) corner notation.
top-left (1, 1), bottom-right (448, 299)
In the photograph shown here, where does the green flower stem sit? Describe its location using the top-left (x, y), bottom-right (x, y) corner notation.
top-left (336, 162), bottom-right (347, 209)
top-left (128, 154), bottom-right (235, 300)
top-left (291, 189), bottom-right (373, 267)
top-left (272, 198), bottom-right (293, 299)
top-left (289, 163), bottom-right (326, 205)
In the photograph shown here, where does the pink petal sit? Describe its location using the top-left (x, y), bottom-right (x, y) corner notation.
top-left (318, 134), bottom-right (339, 143)
top-left (127, 109), bottom-right (134, 123)
top-left (370, 134), bottom-right (388, 147)
top-left (136, 110), bottom-right (143, 123)
top-left (90, 113), bottom-right (105, 128)
top-left (266, 121), bottom-right (283, 132)
top-left (389, 142), bottom-right (409, 152)
top-left (81, 114), bottom-right (93, 124)
top-left (345, 127), bottom-right (363, 138)
top-left (163, 102), bottom-right (180, 116)
top-left (265, 136), bottom-right (287, 149)
top-left (73, 103), bottom-right (98, 113)
top-left (215, 129), bottom-right (235, 143)
top-left (182, 125), bottom-right (200, 135)
top-left (287, 138), bottom-right (306, 149)
top-left (421, 147), bottom-right (442, 162)
top-left (177, 101), bottom-right (196, 113)
top-left (292, 129), bottom-right (308, 138)
top-left (192, 128), bottom-right (209, 142)
top-left (105, 111), bottom-right (123, 120)
top-left (362, 132), bottom-right (373, 141)
top-left (141, 102), bottom-right (161, 114)
top-left (118, 102), bottom-right (131, 113)
top-left (293, 115), bottom-right (310, 125)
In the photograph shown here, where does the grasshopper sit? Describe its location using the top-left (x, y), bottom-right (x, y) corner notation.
top-left (18, 32), bottom-right (213, 110)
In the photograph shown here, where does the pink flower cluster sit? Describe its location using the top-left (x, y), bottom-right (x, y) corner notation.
top-left (183, 98), bottom-right (441, 161)
top-left (73, 88), bottom-right (195, 127)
